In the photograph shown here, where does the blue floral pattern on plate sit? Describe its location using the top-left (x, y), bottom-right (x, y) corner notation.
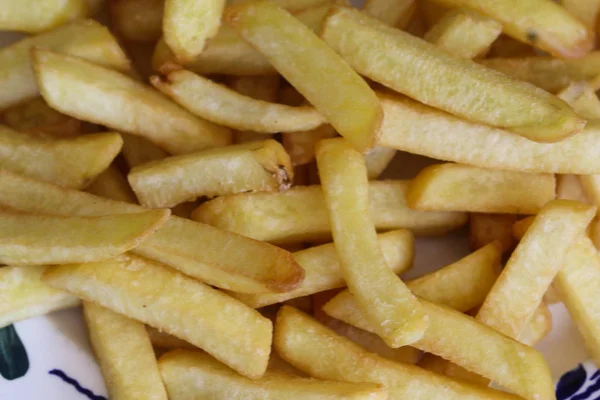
top-left (557, 362), bottom-right (600, 400)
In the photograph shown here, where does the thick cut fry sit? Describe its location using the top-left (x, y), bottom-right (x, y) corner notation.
top-left (0, 0), bottom-right (88, 33)
top-left (0, 266), bottom-right (79, 328)
top-left (0, 126), bottom-right (122, 189)
top-left (0, 170), bottom-right (304, 294)
top-left (481, 53), bottom-right (600, 93)
top-left (322, 7), bottom-right (584, 142)
top-left (363, 0), bottom-right (415, 28)
top-left (121, 133), bottom-right (168, 168)
top-left (225, 1), bottom-right (382, 151)
top-left (282, 125), bottom-right (337, 166)
top-left (365, 146), bottom-right (396, 179)
top-left (147, 327), bottom-right (196, 350)
top-left (562, 0), bottom-right (600, 31)
top-left (34, 50), bottom-right (232, 155)
top-left (0, 208), bottom-right (169, 265)
top-left (377, 94), bottom-right (600, 174)
top-left (87, 165), bottom-right (137, 203)
top-left (164, 0), bottom-right (225, 62)
top-left (159, 350), bottom-right (386, 400)
top-left (2, 98), bottom-right (81, 138)
top-left (424, 9), bottom-right (501, 59)
top-left (231, 230), bottom-right (414, 308)
top-left (316, 138), bottom-right (427, 347)
top-left (128, 140), bottom-right (293, 208)
top-left (469, 214), bottom-right (516, 253)
top-left (84, 303), bottom-right (168, 400)
top-left (433, 0), bottom-right (592, 58)
top-left (152, 70), bottom-right (326, 132)
top-left (478, 200), bottom-right (596, 339)
top-left (0, 19), bottom-right (131, 110)
top-left (109, 0), bottom-right (164, 42)
top-left (44, 255), bottom-right (273, 379)
top-left (408, 163), bottom-right (556, 214)
top-left (193, 181), bottom-right (467, 243)
top-left (275, 306), bottom-right (521, 400)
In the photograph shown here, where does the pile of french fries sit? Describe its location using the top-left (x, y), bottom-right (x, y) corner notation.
top-left (3, 0), bottom-right (600, 398)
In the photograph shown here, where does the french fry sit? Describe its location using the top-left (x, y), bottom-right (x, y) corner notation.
top-left (433, 0), bottom-right (593, 58)
top-left (121, 133), bottom-right (168, 169)
top-left (377, 93), bottom-right (600, 174)
top-left (228, 0), bottom-right (329, 12)
top-left (518, 302), bottom-right (552, 346)
top-left (43, 254), bottom-right (273, 379)
top-left (230, 230), bottom-right (414, 308)
top-left (283, 125), bottom-right (337, 166)
top-left (363, 0), bottom-right (415, 28)
top-left (408, 163), bottom-right (556, 214)
top-left (87, 165), bottom-right (137, 204)
top-left (163, 0), bottom-right (225, 62)
top-left (0, 0), bottom-right (88, 33)
top-left (424, 9), bottom-right (501, 59)
top-left (0, 265), bottom-right (79, 328)
top-left (152, 70), bottom-right (327, 133)
top-left (225, 1), bottom-right (382, 151)
top-left (192, 181), bottom-right (468, 243)
top-left (109, 0), bottom-right (164, 42)
top-left (0, 126), bottom-right (122, 189)
top-left (128, 140), bottom-right (293, 208)
top-left (0, 170), bottom-right (304, 294)
top-left (33, 49), bottom-right (232, 155)
top-left (275, 306), bottom-right (522, 400)
top-left (365, 146), bottom-right (396, 179)
top-left (469, 214), bottom-right (516, 253)
top-left (0, 208), bottom-right (169, 265)
top-left (480, 53), bottom-right (600, 93)
top-left (147, 327), bottom-right (196, 350)
top-left (2, 98), bottom-right (81, 138)
top-left (83, 302), bottom-right (168, 400)
top-left (159, 349), bottom-right (387, 400)
top-left (321, 7), bottom-right (585, 142)
top-left (562, 0), bottom-right (600, 31)
top-left (316, 138), bottom-right (427, 348)
top-left (0, 19), bottom-right (131, 110)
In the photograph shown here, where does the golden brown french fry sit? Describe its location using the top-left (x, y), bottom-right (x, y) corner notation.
top-left (159, 349), bottom-right (386, 400)
top-left (0, 19), bottom-right (131, 110)
top-left (469, 214), bottom-right (516, 253)
top-left (424, 9), bottom-right (501, 59)
top-left (152, 70), bottom-right (327, 133)
top-left (0, 170), bottom-right (304, 294)
top-left (316, 138), bottom-right (427, 348)
top-left (34, 49), bottom-right (232, 155)
top-left (282, 125), bottom-right (337, 166)
top-left (230, 230), bottom-right (413, 308)
top-left (0, 208), bottom-right (169, 265)
top-left (228, 0), bottom-right (328, 12)
top-left (225, 1), bottom-right (382, 151)
top-left (44, 255), bottom-right (273, 379)
top-left (377, 93), bottom-right (600, 174)
top-left (147, 327), bottom-right (196, 350)
top-left (322, 7), bottom-right (584, 142)
top-left (433, 0), bottom-right (593, 58)
top-left (109, 0), bottom-right (164, 42)
top-left (275, 306), bottom-right (522, 400)
top-left (408, 163), bottom-right (556, 214)
top-left (0, 265), bottom-right (79, 328)
top-left (84, 302), bottom-right (168, 400)
top-left (128, 140), bottom-right (293, 208)
top-left (480, 53), bottom-right (600, 93)
top-left (0, 0), bottom-right (88, 33)
top-left (365, 146), bottom-right (396, 179)
top-left (87, 165), bottom-right (137, 204)
top-left (0, 126), bottom-right (122, 189)
top-left (193, 181), bottom-right (467, 243)
top-left (562, 0), bottom-right (600, 31)
top-left (2, 98), bottom-right (81, 139)
top-left (121, 133), bottom-right (168, 169)
top-left (363, 0), bottom-right (415, 28)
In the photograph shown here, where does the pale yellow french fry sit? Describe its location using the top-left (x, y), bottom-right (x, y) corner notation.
top-left (469, 214), bottom-right (516, 253)
top-left (121, 133), bottom-right (168, 169)
top-left (408, 163), bottom-right (556, 214)
top-left (228, 0), bottom-right (328, 12)
top-left (87, 165), bottom-right (137, 204)
top-left (0, 208), bottom-right (169, 265)
top-left (231, 230), bottom-right (414, 308)
top-left (562, 0), bottom-right (600, 31)
top-left (433, 0), bottom-right (593, 58)
top-left (147, 327), bottom-right (196, 350)
top-left (0, 126), bottom-right (122, 189)
top-left (0, 0), bottom-right (88, 33)
top-left (424, 9), bottom-right (501, 59)
top-left (518, 302), bottom-right (553, 346)
top-left (365, 146), bottom-right (396, 179)
top-left (0, 265), bottom-right (79, 329)
top-left (480, 53), bottom-right (600, 93)
top-left (109, 0), bottom-right (164, 42)
top-left (0, 19), bottom-right (131, 110)
top-left (128, 140), bottom-right (293, 208)
top-left (322, 7), bottom-right (584, 142)
top-left (377, 93), bottom-right (600, 174)
top-left (282, 125), bottom-right (337, 166)
top-left (363, 0), bottom-right (415, 28)
top-left (225, 1), bottom-right (382, 151)
top-left (192, 181), bottom-right (467, 243)
top-left (44, 255), bottom-right (273, 379)
top-left (0, 170), bottom-right (304, 294)
top-left (316, 138), bottom-right (427, 348)
top-left (275, 306), bottom-right (522, 400)
top-left (159, 349), bottom-right (386, 400)
top-left (2, 98), bottom-right (81, 139)
top-left (84, 302), bottom-right (168, 400)
top-left (34, 49), bottom-right (232, 155)
top-left (152, 70), bottom-right (327, 133)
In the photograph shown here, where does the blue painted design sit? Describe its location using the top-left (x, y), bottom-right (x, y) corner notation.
top-left (557, 362), bottom-right (600, 400)
top-left (0, 324), bottom-right (29, 380)
top-left (49, 369), bottom-right (107, 400)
